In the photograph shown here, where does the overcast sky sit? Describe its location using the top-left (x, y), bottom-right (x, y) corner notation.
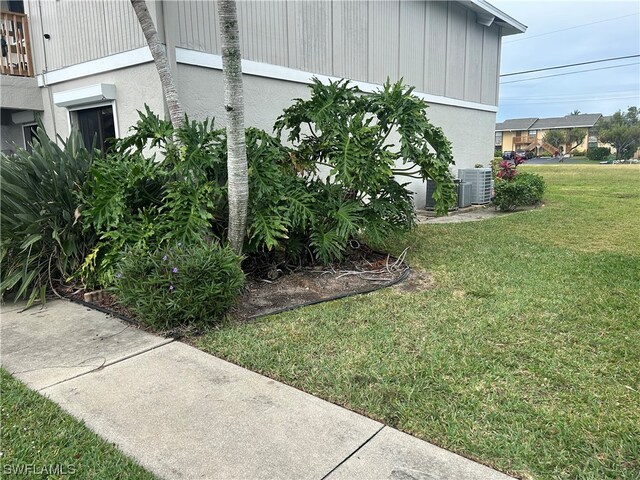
top-left (492, 1), bottom-right (640, 122)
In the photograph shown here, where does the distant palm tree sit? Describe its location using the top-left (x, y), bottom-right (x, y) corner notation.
top-left (131, 0), bottom-right (183, 129)
top-left (217, 0), bottom-right (248, 254)
top-left (569, 109), bottom-right (581, 116)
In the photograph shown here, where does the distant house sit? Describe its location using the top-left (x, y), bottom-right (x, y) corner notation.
top-left (495, 114), bottom-right (602, 156)
top-left (1, 0), bottom-right (525, 207)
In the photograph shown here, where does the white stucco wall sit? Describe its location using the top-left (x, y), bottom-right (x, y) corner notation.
top-left (407, 102), bottom-right (497, 208)
top-left (177, 64), bottom-right (497, 209)
top-left (0, 76), bottom-right (44, 111)
top-left (36, 62), bottom-right (165, 143)
top-left (177, 63), bottom-right (306, 134)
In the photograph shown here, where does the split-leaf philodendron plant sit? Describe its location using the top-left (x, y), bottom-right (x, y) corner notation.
top-left (1, 78), bottom-right (456, 309)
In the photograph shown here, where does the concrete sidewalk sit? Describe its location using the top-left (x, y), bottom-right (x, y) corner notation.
top-left (1, 300), bottom-right (513, 480)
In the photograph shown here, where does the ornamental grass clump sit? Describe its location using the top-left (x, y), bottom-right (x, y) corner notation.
top-left (114, 242), bottom-right (244, 330)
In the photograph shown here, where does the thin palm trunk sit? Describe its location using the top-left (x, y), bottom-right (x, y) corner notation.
top-left (130, 0), bottom-right (183, 129)
top-left (217, 0), bottom-right (248, 254)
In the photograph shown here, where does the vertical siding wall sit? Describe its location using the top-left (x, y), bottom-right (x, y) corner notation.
top-left (175, 0), bottom-right (502, 106)
top-left (25, 0), bottom-right (146, 73)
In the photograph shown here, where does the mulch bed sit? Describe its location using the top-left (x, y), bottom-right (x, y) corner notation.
top-left (233, 247), bottom-right (409, 320)
top-left (63, 245), bottom-right (411, 330)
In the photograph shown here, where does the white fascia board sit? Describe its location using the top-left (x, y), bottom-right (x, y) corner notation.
top-left (36, 47), bottom-right (153, 87)
top-left (53, 84), bottom-right (117, 108)
top-left (176, 48), bottom-right (498, 113)
top-left (175, 47), bottom-right (223, 70)
top-left (464, 0), bottom-right (527, 35)
top-left (542, 124), bottom-right (599, 129)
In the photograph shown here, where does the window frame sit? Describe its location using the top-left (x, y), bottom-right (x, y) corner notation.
top-left (21, 122), bottom-right (37, 152)
top-left (66, 101), bottom-right (120, 151)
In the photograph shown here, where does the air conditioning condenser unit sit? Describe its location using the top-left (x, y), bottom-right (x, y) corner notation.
top-left (458, 168), bottom-right (492, 204)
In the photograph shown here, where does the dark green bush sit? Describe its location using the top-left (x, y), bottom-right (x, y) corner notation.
top-left (492, 157), bottom-right (503, 179)
top-left (80, 109), bottom-right (228, 287)
top-left (273, 78), bottom-right (455, 259)
top-left (571, 149), bottom-right (586, 157)
top-left (587, 146), bottom-right (611, 161)
top-left (1, 126), bottom-right (97, 306)
top-left (83, 79), bottom-right (454, 272)
top-left (113, 242), bottom-right (244, 330)
top-left (275, 78), bottom-right (456, 218)
top-left (493, 172), bottom-right (546, 211)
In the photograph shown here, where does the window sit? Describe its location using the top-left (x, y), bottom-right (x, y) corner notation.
top-left (72, 105), bottom-right (116, 153)
top-left (7, 1), bottom-right (25, 14)
top-left (22, 123), bottom-right (36, 153)
top-left (495, 131), bottom-right (503, 146)
top-left (529, 130), bottom-right (537, 136)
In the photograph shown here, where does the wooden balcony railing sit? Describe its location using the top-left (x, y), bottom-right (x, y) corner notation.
top-left (514, 135), bottom-right (536, 145)
top-left (1, 11), bottom-right (33, 77)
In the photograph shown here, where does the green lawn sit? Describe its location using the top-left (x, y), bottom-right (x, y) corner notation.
top-left (197, 165), bottom-right (640, 480)
top-left (0, 369), bottom-right (156, 479)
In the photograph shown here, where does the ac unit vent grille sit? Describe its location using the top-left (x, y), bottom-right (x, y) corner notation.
top-left (458, 169), bottom-right (492, 204)
top-left (425, 179), bottom-right (459, 211)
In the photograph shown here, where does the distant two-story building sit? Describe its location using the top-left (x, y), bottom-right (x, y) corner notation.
top-left (1, 0), bottom-right (525, 206)
top-left (495, 113), bottom-right (603, 156)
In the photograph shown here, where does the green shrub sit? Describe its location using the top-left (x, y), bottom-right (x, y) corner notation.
top-left (274, 78), bottom-right (455, 259)
top-left (493, 172), bottom-right (546, 211)
top-left (83, 78), bottom-right (455, 272)
top-left (275, 78), bottom-right (456, 217)
top-left (571, 149), bottom-right (586, 157)
top-left (587, 146), bottom-right (611, 161)
top-left (1, 126), bottom-right (97, 306)
top-left (80, 109), bottom-right (229, 286)
top-left (492, 157), bottom-right (503, 179)
top-left (113, 242), bottom-right (244, 330)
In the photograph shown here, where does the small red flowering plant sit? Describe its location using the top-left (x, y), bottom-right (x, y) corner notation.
top-left (497, 155), bottom-right (526, 181)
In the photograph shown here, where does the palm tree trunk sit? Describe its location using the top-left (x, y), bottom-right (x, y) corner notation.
top-left (130, 0), bottom-right (183, 129)
top-left (217, 0), bottom-right (248, 254)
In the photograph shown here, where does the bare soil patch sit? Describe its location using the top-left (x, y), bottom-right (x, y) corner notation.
top-left (391, 267), bottom-right (434, 293)
top-left (232, 247), bottom-right (410, 321)
top-left (65, 246), bottom-right (417, 326)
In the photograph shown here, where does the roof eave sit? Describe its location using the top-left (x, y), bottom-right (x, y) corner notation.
top-left (463, 0), bottom-right (527, 36)
top-left (536, 124), bottom-right (600, 129)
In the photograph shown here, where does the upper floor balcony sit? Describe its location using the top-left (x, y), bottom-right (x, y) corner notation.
top-left (1, 10), bottom-right (33, 77)
top-left (514, 135), bottom-right (536, 145)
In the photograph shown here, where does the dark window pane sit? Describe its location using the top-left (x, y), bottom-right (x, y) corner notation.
top-left (76, 108), bottom-right (100, 150)
top-left (100, 107), bottom-right (116, 152)
top-left (8, 1), bottom-right (25, 14)
top-left (23, 124), bottom-right (36, 153)
top-left (75, 106), bottom-right (115, 154)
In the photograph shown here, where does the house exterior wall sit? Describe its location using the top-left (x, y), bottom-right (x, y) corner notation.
top-left (166, 0), bottom-right (503, 106)
top-left (10, 0), bottom-right (519, 208)
top-left (498, 128), bottom-right (593, 155)
top-left (176, 63), bottom-right (497, 208)
top-left (0, 75), bottom-right (43, 110)
top-left (499, 131), bottom-right (515, 151)
top-left (24, 0), bottom-right (148, 73)
top-left (35, 62), bottom-right (165, 142)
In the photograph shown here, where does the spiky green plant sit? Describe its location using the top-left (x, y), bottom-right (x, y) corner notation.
top-left (0, 127), bottom-right (96, 306)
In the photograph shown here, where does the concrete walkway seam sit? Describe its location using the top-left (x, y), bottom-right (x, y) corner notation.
top-left (320, 424), bottom-right (386, 480)
top-left (38, 339), bottom-right (175, 392)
